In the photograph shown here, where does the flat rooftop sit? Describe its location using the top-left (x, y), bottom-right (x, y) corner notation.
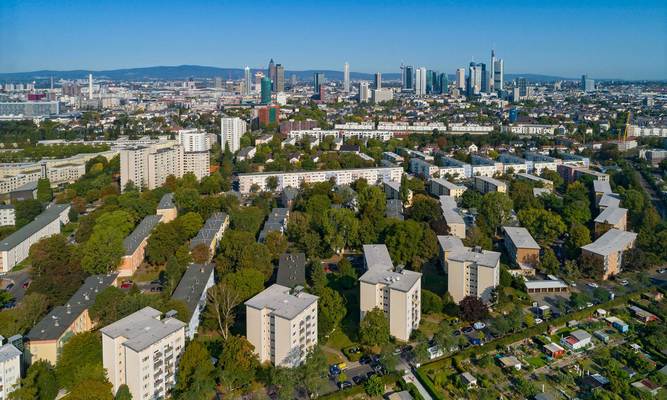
top-left (448, 247), bottom-right (501, 268)
top-left (503, 226), bottom-right (540, 250)
top-left (363, 244), bottom-right (394, 271)
top-left (171, 264), bottom-right (214, 317)
top-left (581, 228), bottom-right (637, 256)
top-left (360, 267), bottom-right (422, 292)
top-left (437, 235), bottom-right (464, 252)
top-left (100, 307), bottom-right (185, 353)
top-left (594, 206), bottom-right (627, 226)
top-left (245, 284), bottom-right (318, 320)
top-left (0, 203), bottom-right (68, 251)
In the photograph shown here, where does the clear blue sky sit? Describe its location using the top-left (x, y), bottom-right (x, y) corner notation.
top-left (1, 0), bottom-right (666, 79)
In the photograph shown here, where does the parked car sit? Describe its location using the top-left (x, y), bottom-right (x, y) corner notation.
top-left (658, 268), bottom-right (666, 274)
top-left (535, 318), bottom-right (544, 324)
top-left (587, 282), bottom-right (599, 288)
top-left (619, 279), bottom-right (629, 286)
top-left (462, 326), bottom-right (474, 334)
top-left (22, 280), bottom-right (31, 289)
top-left (338, 381), bottom-right (352, 390)
top-left (5, 283), bottom-right (14, 290)
top-left (359, 355), bottom-right (372, 364)
top-left (120, 280), bottom-right (133, 289)
top-left (329, 365), bottom-right (340, 376)
top-left (352, 375), bottom-right (366, 385)
top-left (473, 322), bottom-right (486, 330)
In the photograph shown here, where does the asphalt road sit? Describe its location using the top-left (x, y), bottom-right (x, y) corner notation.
top-left (1, 268), bottom-right (31, 303)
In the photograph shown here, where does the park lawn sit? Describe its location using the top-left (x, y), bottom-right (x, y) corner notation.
top-left (327, 329), bottom-right (354, 350)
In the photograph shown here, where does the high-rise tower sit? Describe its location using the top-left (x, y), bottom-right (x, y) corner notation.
top-left (343, 62), bottom-right (350, 92)
top-left (268, 59), bottom-right (276, 91)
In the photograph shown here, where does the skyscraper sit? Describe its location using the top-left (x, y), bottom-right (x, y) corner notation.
top-left (426, 70), bottom-right (434, 94)
top-left (268, 59), bottom-right (276, 91)
top-left (518, 77), bottom-right (527, 97)
top-left (403, 65), bottom-right (414, 91)
top-left (244, 66), bottom-right (252, 95)
top-left (581, 75), bottom-right (595, 92)
top-left (438, 73), bottom-right (449, 94)
top-left (359, 81), bottom-right (370, 103)
top-left (275, 64), bottom-right (285, 92)
top-left (466, 63), bottom-right (483, 96)
top-left (456, 68), bottom-right (465, 90)
top-left (415, 67), bottom-right (427, 96)
top-left (493, 59), bottom-right (504, 92)
top-left (343, 62), bottom-right (350, 92)
top-left (314, 73), bottom-right (325, 93)
top-left (480, 63), bottom-right (489, 93)
top-left (261, 76), bottom-right (272, 104)
top-left (490, 49), bottom-right (496, 92)
top-left (88, 73), bottom-right (93, 99)
top-left (374, 72), bottom-right (382, 89)
top-left (221, 117), bottom-right (247, 153)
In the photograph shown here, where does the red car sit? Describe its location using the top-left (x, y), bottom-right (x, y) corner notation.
top-left (22, 280), bottom-right (31, 289)
top-left (120, 280), bottom-right (133, 289)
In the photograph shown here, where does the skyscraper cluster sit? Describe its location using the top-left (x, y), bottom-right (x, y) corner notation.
top-left (266, 58), bottom-right (285, 93)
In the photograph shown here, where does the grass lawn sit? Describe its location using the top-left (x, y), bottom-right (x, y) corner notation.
top-left (327, 329), bottom-right (354, 350)
top-left (526, 355), bottom-right (547, 368)
top-left (420, 314), bottom-right (444, 337)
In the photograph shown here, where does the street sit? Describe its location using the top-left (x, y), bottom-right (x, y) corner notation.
top-left (1, 267), bottom-right (31, 303)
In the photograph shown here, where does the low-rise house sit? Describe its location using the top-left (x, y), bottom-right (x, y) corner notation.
top-left (27, 273), bottom-right (118, 365)
top-left (503, 226), bottom-right (540, 269)
top-left (189, 212), bottom-right (229, 261)
top-left (605, 316), bottom-right (629, 333)
top-left (560, 329), bottom-right (592, 351)
top-left (119, 215), bottom-right (162, 277)
top-left (0, 203), bottom-right (70, 273)
top-left (544, 342), bottom-right (566, 358)
top-left (236, 146), bottom-right (256, 161)
top-left (276, 253), bottom-right (306, 288)
top-left (460, 372), bottom-right (477, 388)
top-left (524, 279), bottom-right (568, 294)
top-left (628, 305), bottom-right (659, 323)
top-left (156, 192), bottom-right (177, 223)
top-left (631, 379), bottom-right (661, 396)
top-left (498, 356), bottom-right (522, 370)
top-left (581, 228), bottom-right (637, 279)
top-left (582, 373), bottom-right (609, 391)
top-left (171, 263), bottom-right (215, 339)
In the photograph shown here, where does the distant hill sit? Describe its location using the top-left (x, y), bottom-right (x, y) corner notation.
top-left (0, 65), bottom-right (574, 83)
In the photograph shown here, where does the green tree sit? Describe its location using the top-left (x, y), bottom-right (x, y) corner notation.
top-left (360, 308), bottom-right (390, 346)
top-left (322, 208), bottom-right (359, 253)
top-left (565, 222), bottom-right (591, 258)
top-left (421, 290), bottom-right (443, 314)
top-left (220, 268), bottom-right (265, 301)
top-left (517, 208), bottom-right (566, 245)
top-left (36, 178), bottom-right (53, 203)
top-left (318, 287), bottom-right (346, 338)
top-left (336, 258), bottom-right (357, 289)
top-left (308, 260), bottom-right (327, 294)
top-left (299, 346), bottom-right (329, 397)
top-left (384, 220), bottom-right (437, 269)
top-left (14, 199), bottom-right (43, 228)
top-left (114, 385), bottom-right (132, 400)
top-left (463, 226), bottom-right (493, 250)
top-left (409, 194), bottom-right (441, 223)
top-left (174, 341), bottom-right (215, 400)
top-left (67, 379), bottom-right (114, 400)
top-left (539, 247), bottom-right (560, 275)
top-left (218, 335), bottom-right (260, 391)
top-left (265, 231), bottom-right (289, 261)
top-left (8, 360), bottom-right (58, 400)
top-left (364, 375), bottom-right (384, 397)
top-left (56, 332), bottom-right (104, 390)
top-left (460, 189), bottom-right (482, 210)
top-left (89, 286), bottom-right (126, 326)
top-left (477, 192), bottom-right (513, 235)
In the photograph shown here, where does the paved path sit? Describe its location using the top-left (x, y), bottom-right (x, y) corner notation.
top-left (402, 370), bottom-right (433, 400)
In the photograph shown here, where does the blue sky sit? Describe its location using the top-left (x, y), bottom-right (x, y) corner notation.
top-left (1, 0), bottom-right (666, 79)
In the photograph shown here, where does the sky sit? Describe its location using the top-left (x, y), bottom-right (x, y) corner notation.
top-left (1, 0), bottom-right (666, 80)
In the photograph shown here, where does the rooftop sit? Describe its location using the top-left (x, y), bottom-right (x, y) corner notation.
top-left (581, 228), bottom-right (637, 256)
top-left (99, 307), bottom-right (185, 352)
top-left (503, 226), bottom-right (540, 249)
top-left (448, 247), bottom-right (501, 268)
top-left (171, 264), bottom-right (215, 317)
top-left (276, 253), bottom-right (306, 288)
top-left (157, 192), bottom-right (175, 209)
top-left (431, 178), bottom-right (466, 191)
top-left (189, 212), bottom-right (228, 250)
top-left (594, 206), bottom-right (627, 226)
top-left (599, 193), bottom-right (622, 208)
top-left (593, 180), bottom-right (612, 194)
top-left (0, 203), bottom-right (69, 251)
top-left (123, 215), bottom-right (162, 255)
top-left (386, 199), bottom-right (404, 220)
top-left (437, 235), bottom-right (464, 253)
top-left (0, 342), bottom-right (21, 363)
top-left (27, 273), bottom-right (118, 341)
top-left (363, 244), bottom-right (394, 271)
top-left (245, 284), bottom-right (318, 320)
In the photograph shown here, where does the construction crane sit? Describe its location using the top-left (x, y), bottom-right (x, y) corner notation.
top-left (619, 111), bottom-right (632, 143)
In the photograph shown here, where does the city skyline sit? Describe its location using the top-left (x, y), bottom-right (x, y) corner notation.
top-left (1, 0), bottom-right (665, 80)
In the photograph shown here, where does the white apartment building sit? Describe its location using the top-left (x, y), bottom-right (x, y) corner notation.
top-left (371, 88), bottom-right (393, 104)
top-left (342, 130), bottom-right (393, 141)
top-left (359, 245), bottom-right (421, 342)
top-left (501, 124), bottom-right (558, 135)
top-left (474, 176), bottom-right (507, 193)
top-left (237, 167), bottom-right (402, 193)
top-left (0, 338), bottom-right (21, 400)
top-left (101, 307), bottom-right (186, 400)
top-left (0, 204), bottom-right (69, 273)
top-left (429, 178), bottom-right (467, 198)
top-left (0, 205), bottom-right (15, 226)
top-left (178, 129), bottom-right (211, 152)
top-left (410, 158), bottom-right (439, 178)
top-left (440, 239), bottom-right (501, 304)
top-left (288, 129), bottom-right (338, 141)
top-left (439, 195), bottom-right (466, 239)
top-left (221, 117), bottom-right (247, 153)
top-left (182, 151), bottom-right (210, 182)
top-left (245, 284), bottom-right (318, 367)
top-left (447, 123), bottom-right (495, 134)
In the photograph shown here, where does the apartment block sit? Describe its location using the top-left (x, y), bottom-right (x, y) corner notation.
top-left (557, 164), bottom-right (609, 184)
top-left (156, 193), bottom-right (177, 223)
top-left (245, 284), bottom-right (318, 367)
top-left (581, 228), bottom-right (637, 279)
top-left (171, 264), bottom-right (215, 339)
top-left (441, 240), bottom-right (500, 304)
top-left (503, 226), bottom-right (540, 269)
top-left (0, 204), bottom-right (70, 273)
top-left (101, 307), bottom-right (186, 400)
top-left (359, 245), bottom-right (421, 342)
top-left (439, 195), bottom-right (466, 239)
top-left (409, 158), bottom-right (439, 178)
top-left (0, 205), bottom-right (15, 226)
top-left (515, 173), bottom-right (553, 190)
top-left (473, 176), bottom-right (507, 194)
top-left (429, 178), bottom-right (467, 198)
top-left (0, 337), bottom-right (22, 399)
top-left (237, 167), bottom-right (402, 193)
top-left (221, 117), bottom-right (247, 153)
top-left (27, 273), bottom-right (118, 365)
top-left (189, 212), bottom-right (229, 260)
top-left (119, 215), bottom-right (162, 277)
top-left (594, 207), bottom-right (628, 236)
top-left (437, 235), bottom-right (464, 273)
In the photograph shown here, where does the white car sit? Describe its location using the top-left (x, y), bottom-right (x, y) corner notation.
top-left (473, 322), bottom-right (486, 330)
top-left (534, 318), bottom-right (544, 324)
top-left (587, 282), bottom-right (599, 288)
top-left (619, 279), bottom-right (629, 286)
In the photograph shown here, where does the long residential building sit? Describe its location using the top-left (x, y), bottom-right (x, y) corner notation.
top-left (119, 215), bottom-right (162, 277)
top-left (101, 307), bottom-right (186, 400)
top-left (245, 284), bottom-right (318, 367)
top-left (189, 212), bottom-right (229, 260)
top-left (474, 175), bottom-right (507, 193)
top-left (439, 195), bottom-right (466, 239)
top-left (359, 245), bottom-right (421, 342)
top-left (581, 228), bottom-right (637, 280)
top-left (27, 273), bottom-right (118, 365)
top-left (237, 166), bottom-right (402, 193)
top-left (171, 263), bottom-right (215, 339)
top-left (429, 178), bottom-right (467, 198)
top-left (0, 203), bottom-right (70, 273)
